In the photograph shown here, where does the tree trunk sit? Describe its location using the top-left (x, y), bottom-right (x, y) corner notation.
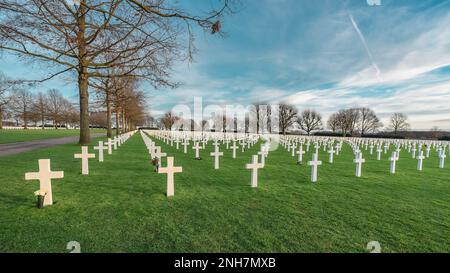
top-left (115, 109), bottom-right (120, 136)
top-left (77, 2), bottom-right (90, 144)
top-left (122, 109), bottom-right (126, 133)
top-left (256, 106), bottom-right (260, 134)
top-left (23, 106), bottom-right (27, 129)
top-left (0, 107), bottom-right (3, 129)
top-left (78, 71), bottom-right (90, 143)
top-left (106, 92), bottom-right (112, 138)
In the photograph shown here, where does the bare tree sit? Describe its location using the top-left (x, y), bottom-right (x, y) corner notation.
top-left (333, 108), bottom-right (360, 136)
top-left (333, 109), bottom-right (351, 137)
top-left (110, 76), bottom-right (145, 134)
top-left (161, 111), bottom-right (179, 131)
top-left (60, 99), bottom-right (78, 129)
top-left (122, 89), bottom-right (147, 130)
top-left (347, 108), bottom-right (361, 136)
top-left (430, 126), bottom-right (443, 140)
top-left (46, 89), bottom-right (65, 128)
top-left (201, 119), bottom-right (209, 133)
top-left (327, 113), bottom-right (339, 133)
top-left (10, 88), bottom-right (34, 129)
top-left (297, 109), bottom-right (322, 135)
top-left (30, 92), bottom-right (48, 129)
top-left (0, 72), bottom-right (20, 129)
top-left (250, 103), bottom-right (266, 134)
top-left (90, 111), bottom-right (108, 128)
top-left (253, 103), bottom-right (271, 134)
top-left (92, 76), bottom-right (114, 137)
top-left (389, 113), bottom-right (410, 135)
top-left (92, 70), bottom-right (135, 137)
top-left (359, 107), bottom-right (382, 135)
top-left (279, 103), bottom-right (298, 135)
top-left (0, 0), bottom-right (235, 143)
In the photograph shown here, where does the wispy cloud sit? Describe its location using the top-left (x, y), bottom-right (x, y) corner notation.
top-left (348, 13), bottom-right (381, 82)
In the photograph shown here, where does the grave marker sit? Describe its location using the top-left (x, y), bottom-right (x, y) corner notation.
top-left (25, 159), bottom-right (64, 206)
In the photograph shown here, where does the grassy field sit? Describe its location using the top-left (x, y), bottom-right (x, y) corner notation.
top-left (0, 129), bottom-right (107, 144)
top-left (0, 131), bottom-right (449, 253)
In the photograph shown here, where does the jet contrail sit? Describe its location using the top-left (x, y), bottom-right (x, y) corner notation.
top-left (348, 13), bottom-right (381, 81)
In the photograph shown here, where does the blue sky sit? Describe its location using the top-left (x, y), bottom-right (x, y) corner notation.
top-left (1, 0), bottom-right (450, 130)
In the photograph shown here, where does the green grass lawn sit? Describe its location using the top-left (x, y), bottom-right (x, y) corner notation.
top-left (0, 132), bottom-right (449, 253)
top-left (0, 129), bottom-right (107, 144)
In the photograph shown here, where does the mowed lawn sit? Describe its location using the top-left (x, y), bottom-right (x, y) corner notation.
top-left (0, 132), bottom-right (449, 253)
top-left (0, 129), bottom-right (107, 144)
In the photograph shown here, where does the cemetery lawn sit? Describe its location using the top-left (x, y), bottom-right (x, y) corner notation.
top-left (0, 129), bottom-right (107, 144)
top-left (0, 132), bottom-right (449, 253)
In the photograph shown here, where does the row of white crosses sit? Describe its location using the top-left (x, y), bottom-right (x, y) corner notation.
top-left (279, 137), bottom-right (331, 182)
top-left (145, 130), bottom-right (449, 195)
top-left (146, 130), bottom-right (260, 165)
top-left (146, 130), bottom-right (264, 189)
top-left (77, 131), bottom-right (136, 175)
top-left (24, 131), bottom-right (137, 207)
top-left (140, 131), bottom-right (181, 197)
top-left (280, 134), bottom-right (449, 182)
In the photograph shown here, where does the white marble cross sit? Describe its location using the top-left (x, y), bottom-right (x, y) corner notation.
top-left (389, 152), bottom-right (399, 174)
top-left (153, 146), bottom-right (167, 159)
top-left (213, 139), bottom-right (220, 148)
top-left (257, 147), bottom-right (268, 167)
top-left (183, 138), bottom-right (189, 154)
top-left (307, 153), bottom-right (322, 182)
top-left (158, 157), bottom-right (182, 197)
top-left (106, 138), bottom-right (114, 155)
top-left (25, 159), bottom-right (64, 206)
top-left (296, 144), bottom-right (305, 164)
top-left (94, 141), bottom-right (107, 162)
top-left (210, 145), bottom-right (224, 169)
top-left (328, 146), bottom-right (335, 164)
top-left (193, 142), bottom-right (203, 159)
top-left (113, 136), bottom-right (118, 150)
top-left (376, 145), bottom-right (382, 161)
top-left (335, 143), bottom-right (341, 155)
top-left (116, 136), bottom-right (122, 147)
top-left (231, 141), bottom-right (239, 159)
top-left (314, 144), bottom-right (320, 155)
top-left (353, 152), bottom-right (365, 177)
top-left (290, 143), bottom-right (296, 157)
top-left (74, 146), bottom-right (96, 175)
top-left (246, 155), bottom-right (264, 188)
top-left (439, 153), bottom-right (446, 169)
top-left (411, 146), bottom-right (417, 159)
top-left (417, 151), bottom-right (425, 171)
